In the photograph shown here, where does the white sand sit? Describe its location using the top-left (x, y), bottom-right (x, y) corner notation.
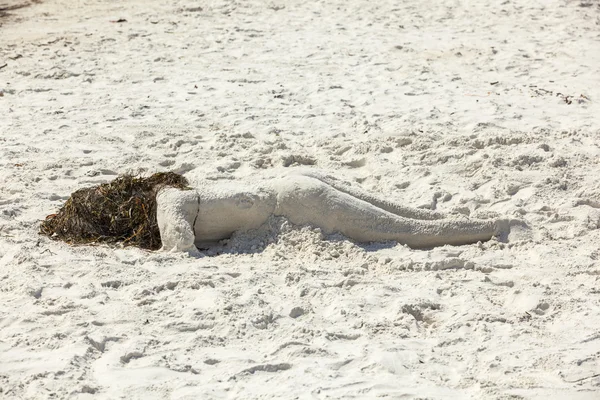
top-left (1, 0), bottom-right (600, 398)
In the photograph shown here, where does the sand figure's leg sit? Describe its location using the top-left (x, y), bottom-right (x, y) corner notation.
top-left (297, 171), bottom-right (446, 220)
top-left (275, 176), bottom-right (502, 248)
top-left (156, 188), bottom-right (200, 253)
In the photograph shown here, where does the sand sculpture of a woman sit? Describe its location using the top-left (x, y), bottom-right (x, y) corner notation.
top-left (156, 170), bottom-right (511, 253)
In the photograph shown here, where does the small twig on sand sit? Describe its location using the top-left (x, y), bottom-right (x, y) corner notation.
top-left (0, 2), bottom-right (31, 12)
top-left (562, 373), bottom-right (600, 383)
top-left (0, 63), bottom-right (7, 70)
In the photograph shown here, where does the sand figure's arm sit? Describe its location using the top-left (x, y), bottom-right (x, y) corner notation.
top-left (156, 188), bottom-right (200, 253)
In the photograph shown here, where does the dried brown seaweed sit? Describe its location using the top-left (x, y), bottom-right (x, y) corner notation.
top-left (40, 172), bottom-right (189, 250)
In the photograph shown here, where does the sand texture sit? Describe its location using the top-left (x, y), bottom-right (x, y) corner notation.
top-left (1, 0), bottom-right (600, 398)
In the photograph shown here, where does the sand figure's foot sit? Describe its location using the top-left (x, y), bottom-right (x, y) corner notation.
top-left (494, 218), bottom-right (531, 243)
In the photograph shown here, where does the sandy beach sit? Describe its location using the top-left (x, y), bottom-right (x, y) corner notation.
top-left (1, 0), bottom-right (600, 398)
